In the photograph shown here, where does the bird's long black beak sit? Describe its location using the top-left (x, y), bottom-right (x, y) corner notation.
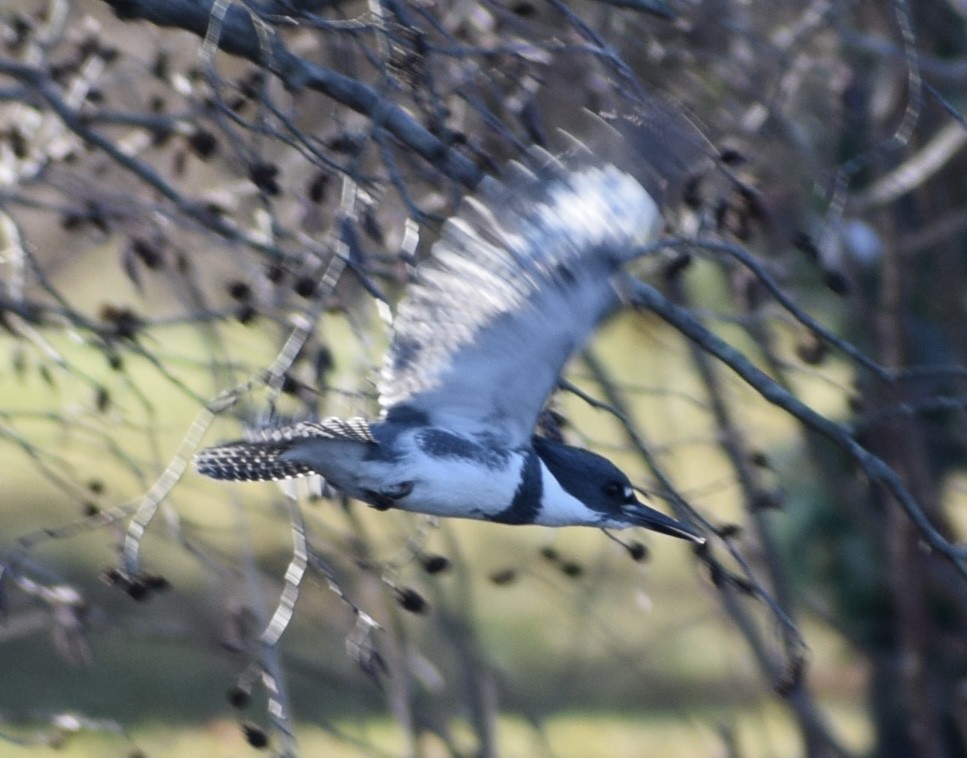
top-left (623, 500), bottom-right (705, 543)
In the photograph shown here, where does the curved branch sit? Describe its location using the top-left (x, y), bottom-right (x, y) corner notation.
top-left (630, 280), bottom-right (967, 576)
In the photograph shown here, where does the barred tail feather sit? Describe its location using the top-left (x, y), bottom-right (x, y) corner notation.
top-left (195, 440), bottom-right (315, 482)
top-left (196, 416), bottom-right (375, 482)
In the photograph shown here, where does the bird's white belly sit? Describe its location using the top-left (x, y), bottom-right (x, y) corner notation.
top-left (367, 429), bottom-right (526, 520)
top-left (401, 453), bottom-right (525, 519)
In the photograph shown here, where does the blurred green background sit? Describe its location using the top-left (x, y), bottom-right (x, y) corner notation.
top-left (3, 0), bottom-right (967, 756)
top-left (0, 267), bottom-right (869, 756)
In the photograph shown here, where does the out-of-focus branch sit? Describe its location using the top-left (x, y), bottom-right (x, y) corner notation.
top-left (0, 59), bottom-right (306, 264)
top-left (855, 122), bottom-right (967, 210)
top-left (629, 280), bottom-right (967, 576)
top-left (580, 349), bottom-right (855, 758)
top-left (661, 238), bottom-right (891, 379)
top-left (99, 0), bottom-right (484, 186)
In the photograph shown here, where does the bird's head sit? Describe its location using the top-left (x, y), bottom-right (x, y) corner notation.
top-left (533, 437), bottom-right (704, 542)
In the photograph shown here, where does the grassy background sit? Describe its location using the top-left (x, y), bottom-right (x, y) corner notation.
top-left (0, 1), bottom-right (889, 751)
top-left (0, 268), bottom-right (873, 755)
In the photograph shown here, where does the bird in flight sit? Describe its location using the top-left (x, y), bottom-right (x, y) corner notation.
top-left (196, 111), bottom-right (705, 543)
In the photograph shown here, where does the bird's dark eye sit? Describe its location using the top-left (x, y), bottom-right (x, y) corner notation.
top-left (604, 481), bottom-right (637, 504)
top-left (604, 481), bottom-right (631, 501)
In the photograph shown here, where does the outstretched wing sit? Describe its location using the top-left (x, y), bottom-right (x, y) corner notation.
top-left (379, 119), bottom-right (672, 447)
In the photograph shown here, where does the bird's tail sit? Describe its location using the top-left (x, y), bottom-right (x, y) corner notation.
top-left (195, 438), bottom-right (314, 482)
top-left (196, 416), bottom-right (375, 482)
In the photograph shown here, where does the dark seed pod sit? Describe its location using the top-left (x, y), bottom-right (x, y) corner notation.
top-left (264, 262), bottom-right (286, 283)
top-left (227, 281), bottom-right (252, 301)
top-left (719, 147), bottom-right (746, 166)
top-left (708, 561), bottom-right (725, 588)
top-left (294, 276), bottom-right (317, 298)
top-left (421, 554), bottom-right (451, 574)
top-left (748, 451), bottom-right (769, 468)
top-left (100, 568), bottom-right (122, 586)
top-left (248, 162), bottom-right (280, 195)
top-left (143, 574), bottom-right (170, 592)
top-left (560, 561), bottom-right (583, 578)
top-left (792, 231), bottom-right (820, 264)
top-left (131, 238), bottom-right (164, 269)
top-left (308, 172), bottom-right (329, 203)
top-left (188, 129), bottom-right (217, 159)
top-left (126, 580), bottom-right (149, 601)
top-left (731, 576), bottom-right (756, 595)
top-left (796, 333), bottom-right (827, 365)
top-left (539, 546), bottom-right (559, 562)
top-left (227, 686), bottom-right (250, 709)
top-left (235, 303), bottom-right (257, 324)
top-left (822, 269), bottom-right (850, 296)
top-left (626, 541), bottom-right (648, 562)
top-left (663, 253), bottom-right (692, 282)
top-left (241, 722), bottom-right (269, 749)
top-left (395, 587), bottom-right (428, 614)
top-left (489, 568), bottom-right (517, 586)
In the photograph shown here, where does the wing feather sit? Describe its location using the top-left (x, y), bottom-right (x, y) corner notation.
top-left (379, 146), bottom-right (662, 446)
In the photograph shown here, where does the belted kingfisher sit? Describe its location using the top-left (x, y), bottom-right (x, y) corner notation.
top-left (196, 113), bottom-right (704, 542)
